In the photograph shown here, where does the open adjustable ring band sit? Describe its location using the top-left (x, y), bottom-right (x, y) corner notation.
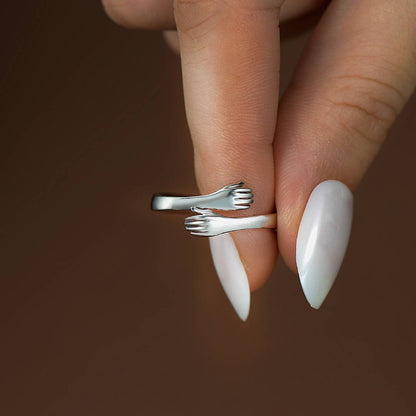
top-left (151, 182), bottom-right (253, 211)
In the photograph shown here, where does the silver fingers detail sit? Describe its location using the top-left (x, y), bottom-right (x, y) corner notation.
top-left (184, 208), bottom-right (277, 237)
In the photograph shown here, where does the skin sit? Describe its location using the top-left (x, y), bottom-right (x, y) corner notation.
top-left (102, 0), bottom-right (416, 291)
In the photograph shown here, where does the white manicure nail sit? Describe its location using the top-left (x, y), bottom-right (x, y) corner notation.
top-left (209, 234), bottom-right (250, 321)
top-left (296, 180), bottom-right (353, 309)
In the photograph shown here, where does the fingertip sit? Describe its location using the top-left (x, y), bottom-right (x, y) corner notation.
top-left (163, 31), bottom-right (180, 55)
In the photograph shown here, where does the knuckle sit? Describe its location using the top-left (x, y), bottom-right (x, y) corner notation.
top-left (173, 0), bottom-right (222, 38)
top-left (326, 73), bottom-right (402, 148)
top-left (102, 0), bottom-right (158, 28)
top-left (102, 0), bottom-right (137, 28)
top-left (173, 0), bottom-right (282, 38)
top-left (102, 0), bottom-right (131, 27)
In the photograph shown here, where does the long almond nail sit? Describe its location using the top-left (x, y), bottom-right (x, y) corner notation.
top-left (209, 234), bottom-right (250, 321)
top-left (296, 180), bottom-right (353, 309)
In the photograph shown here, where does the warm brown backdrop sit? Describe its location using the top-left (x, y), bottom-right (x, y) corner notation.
top-left (1, 2), bottom-right (415, 415)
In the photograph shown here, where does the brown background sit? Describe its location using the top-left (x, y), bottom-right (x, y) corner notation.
top-left (1, 2), bottom-right (416, 415)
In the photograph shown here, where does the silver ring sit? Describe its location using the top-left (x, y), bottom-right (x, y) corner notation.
top-left (152, 182), bottom-right (276, 237)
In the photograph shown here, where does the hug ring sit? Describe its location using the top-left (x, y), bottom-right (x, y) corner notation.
top-left (151, 182), bottom-right (276, 237)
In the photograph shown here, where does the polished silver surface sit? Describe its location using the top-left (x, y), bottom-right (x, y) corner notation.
top-left (151, 182), bottom-right (253, 211)
top-left (184, 208), bottom-right (277, 237)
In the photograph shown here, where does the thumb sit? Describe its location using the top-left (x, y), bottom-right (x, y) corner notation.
top-left (274, 0), bottom-right (416, 308)
top-left (174, 0), bottom-right (283, 320)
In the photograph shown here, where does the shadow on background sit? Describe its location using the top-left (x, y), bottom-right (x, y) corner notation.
top-left (1, 2), bottom-right (415, 415)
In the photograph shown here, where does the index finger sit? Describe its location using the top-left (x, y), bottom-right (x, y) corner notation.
top-left (174, 0), bottom-right (283, 320)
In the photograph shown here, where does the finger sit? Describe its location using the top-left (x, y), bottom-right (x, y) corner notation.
top-left (102, 0), bottom-right (174, 29)
top-left (174, 0), bottom-right (284, 321)
top-left (102, 0), bottom-right (327, 30)
top-left (274, 0), bottom-right (416, 308)
top-left (162, 30), bottom-right (180, 54)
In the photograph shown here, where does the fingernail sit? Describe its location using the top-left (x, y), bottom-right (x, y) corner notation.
top-left (209, 234), bottom-right (250, 321)
top-left (296, 180), bottom-right (353, 309)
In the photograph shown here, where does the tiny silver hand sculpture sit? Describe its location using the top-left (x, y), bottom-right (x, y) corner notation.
top-left (151, 182), bottom-right (253, 211)
top-left (184, 208), bottom-right (277, 237)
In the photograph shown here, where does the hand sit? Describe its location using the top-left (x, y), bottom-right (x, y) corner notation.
top-left (102, 0), bottom-right (416, 319)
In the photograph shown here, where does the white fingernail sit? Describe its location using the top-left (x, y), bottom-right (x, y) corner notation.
top-left (296, 180), bottom-right (353, 309)
top-left (209, 234), bottom-right (250, 321)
